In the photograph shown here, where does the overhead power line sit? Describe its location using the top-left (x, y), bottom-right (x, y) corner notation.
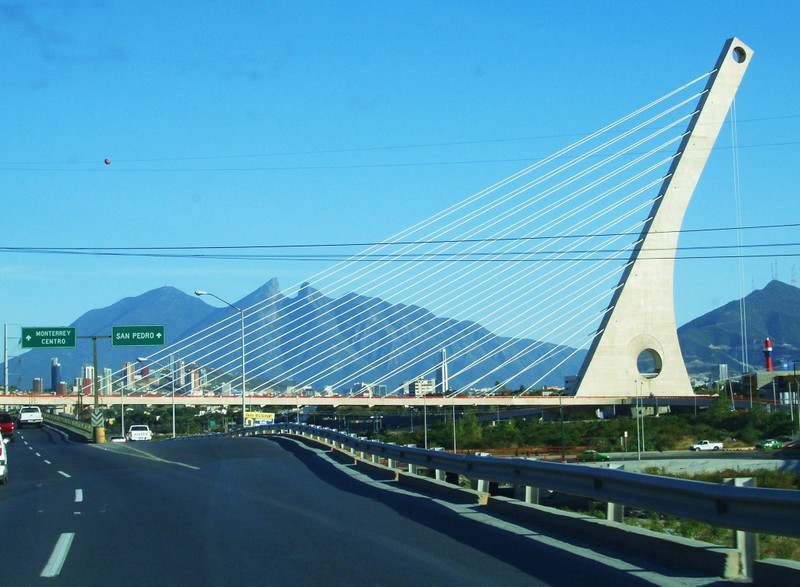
top-left (1, 223), bottom-right (798, 261)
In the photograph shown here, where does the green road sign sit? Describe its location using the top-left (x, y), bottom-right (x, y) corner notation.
top-left (21, 327), bottom-right (76, 348)
top-left (112, 325), bottom-right (165, 347)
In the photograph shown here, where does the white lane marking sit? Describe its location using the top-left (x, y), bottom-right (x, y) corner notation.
top-left (75, 489), bottom-right (83, 502)
top-left (92, 444), bottom-right (200, 469)
top-left (35, 452), bottom-right (41, 457)
top-left (58, 471), bottom-right (71, 478)
top-left (40, 532), bottom-right (75, 578)
top-left (44, 460), bottom-right (51, 465)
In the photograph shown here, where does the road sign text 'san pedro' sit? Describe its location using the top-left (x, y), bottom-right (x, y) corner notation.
top-left (112, 325), bottom-right (165, 347)
top-left (690, 439), bottom-right (724, 451)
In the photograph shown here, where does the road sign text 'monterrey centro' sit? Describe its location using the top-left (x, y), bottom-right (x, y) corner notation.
top-left (21, 327), bottom-right (76, 348)
top-left (573, 38), bottom-right (752, 400)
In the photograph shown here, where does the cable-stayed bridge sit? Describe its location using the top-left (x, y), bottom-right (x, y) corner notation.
top-left (36, 38), bottom-right (751, 412)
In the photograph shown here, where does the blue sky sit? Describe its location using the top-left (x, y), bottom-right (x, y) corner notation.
top-left (2, 1), bottom-right (799, 348)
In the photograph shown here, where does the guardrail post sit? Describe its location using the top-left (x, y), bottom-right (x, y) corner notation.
top-left (512, 484), bottom-right (539, 503)
top-left (387, 458), bottom-right (397, 469)
top-left (476, 479), bottom-right (490, 493)
top-left (435, 468), bottom-right (446, 482)
top-left (724, 477), bottom-right (757, 579)
top-left (525, 485), bottom-right (540, 505)
top-left (607, 501), bottom-right (624, 523)
top-left (607, 463), bottom-right (624, 522)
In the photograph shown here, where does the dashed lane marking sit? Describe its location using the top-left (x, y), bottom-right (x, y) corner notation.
top-left (40, 533), bottom-right (74, 578)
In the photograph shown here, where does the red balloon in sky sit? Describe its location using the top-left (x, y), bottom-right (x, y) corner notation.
top-left (104, 158), bottom-right (111, 165)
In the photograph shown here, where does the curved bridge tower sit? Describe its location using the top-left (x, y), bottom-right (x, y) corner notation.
top-left (573, 38), bottom-right (753, 399)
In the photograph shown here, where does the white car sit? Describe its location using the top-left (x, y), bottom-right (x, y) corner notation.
top-left (0, 437), bottom-right (9, 484)
top-left (126, 425), bottom-right (153, 441)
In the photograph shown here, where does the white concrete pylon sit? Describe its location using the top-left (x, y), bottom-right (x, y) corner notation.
top-left (574, 38), bottom-right (753, 399)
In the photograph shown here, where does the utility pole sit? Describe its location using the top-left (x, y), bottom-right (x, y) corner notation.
top-left (79, 334), bottom-right (111, 443)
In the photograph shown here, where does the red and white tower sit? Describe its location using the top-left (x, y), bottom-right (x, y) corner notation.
top-left (763, 337), bottom-right (773, 372)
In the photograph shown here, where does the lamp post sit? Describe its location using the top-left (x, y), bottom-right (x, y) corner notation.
top-left (559, 391), bottom-right (566, 462)
top-left (794, 359), bottom-right (800, 433)
top-left (195, 291), bottom-right (246, 429)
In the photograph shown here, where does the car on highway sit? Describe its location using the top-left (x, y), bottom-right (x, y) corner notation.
top-left (0, 437), bottom-right (9, 484)
top-left (127, 425), bottom-right (153, 441)
top-left (756, 438), bottom-right (783, 450)
top-left (17, 406), bottom-right (43, 428)
top-left (576, 449), bottom-right (610, 462)
top-left (0, 412), bottom-right (15, 442)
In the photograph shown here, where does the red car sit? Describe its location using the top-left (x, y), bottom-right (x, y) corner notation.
top-left (0, 412), bottom-right (15, 442)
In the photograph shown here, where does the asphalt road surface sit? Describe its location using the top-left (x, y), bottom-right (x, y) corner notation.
top-left (1, 426), bottom-right (741, 586)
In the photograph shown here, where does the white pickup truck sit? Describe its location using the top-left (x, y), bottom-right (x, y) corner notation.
top-left (690, 439), bottom-right (723, 451)
top-left (127, 425), bottom-right (153, 441)
top-left (17, 406), bottom-right (43, 429)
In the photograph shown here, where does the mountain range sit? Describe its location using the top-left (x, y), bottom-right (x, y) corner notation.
top-left (677, 279), bottom-right (800, 377)
top-left (4, 278), bottom-right (797, 392)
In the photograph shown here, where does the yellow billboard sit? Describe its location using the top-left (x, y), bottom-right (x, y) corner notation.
top-left (244, 411), bottom-right (275, 427)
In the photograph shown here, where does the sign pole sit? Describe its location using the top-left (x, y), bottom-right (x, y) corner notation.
top-left (79, 334), bottom-right (111, 443)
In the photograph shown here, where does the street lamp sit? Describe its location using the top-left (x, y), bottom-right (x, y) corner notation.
top-left (794, 359), bottom-right (800, 433)
top-left (195, 290), bottom-right (247, 429)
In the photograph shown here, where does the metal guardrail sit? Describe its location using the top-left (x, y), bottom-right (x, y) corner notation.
top-left (44, 413), bottom-right (94, 440)
top-left (273, 423), bottom-right (800, 540)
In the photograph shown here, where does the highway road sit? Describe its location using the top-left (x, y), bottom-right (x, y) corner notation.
top-left (1, 426), bottom-right (740, 586)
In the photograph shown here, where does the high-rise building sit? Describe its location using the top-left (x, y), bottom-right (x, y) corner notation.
top-left (189, 370), bottom-right (202, 396)
top-left (50, 358), bottom-right (61, 392)
top-left (351, 382), bottom-right (372, 397)
top-left (82, 365), bottom-right (96, 394)
top-left (436, 349), bottom-right (449, 395)
top-left (407, 378), bottom-right (435, 397)
top-left (177, 360), bottom-right (186, 388)
top-left (100, 368), bottom-right (113, 395)
top-left (122, 362), bottom-right (136, 387)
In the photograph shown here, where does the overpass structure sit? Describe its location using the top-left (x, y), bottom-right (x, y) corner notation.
top-left (0, 392), bottom-right (715, 410)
